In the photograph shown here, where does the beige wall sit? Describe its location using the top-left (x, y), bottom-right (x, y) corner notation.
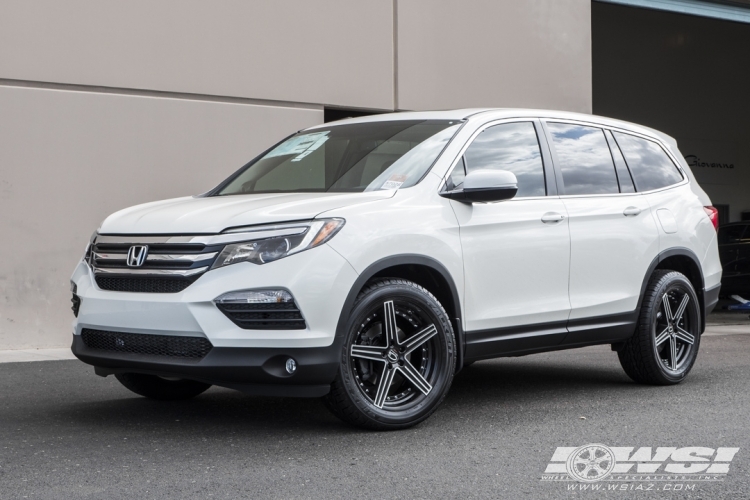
top-left (0, 0), bottom-right (395, 110)
top-left (0, 85), bottom-right (321, 349)
top-left (593, 2), bottom-right (750, 223)
top-left (0, 1), bottom-right (594, 349)
top-left (397, 0), bottom-right (592, 112)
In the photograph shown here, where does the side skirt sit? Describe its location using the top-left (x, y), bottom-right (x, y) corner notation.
top-left (463, 312), bottom-right (637, 362)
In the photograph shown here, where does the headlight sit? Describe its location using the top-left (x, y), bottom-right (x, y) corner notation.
top-left (212, 218), bottom-right (345, 268)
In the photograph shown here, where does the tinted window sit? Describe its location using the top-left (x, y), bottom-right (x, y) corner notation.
top-left (719, 225), bottom-right (746, 245)
top-left (604, 130), bottom-right (635, 193)
top-left (217, 120), bottom-right (461, 195)
top-left (612, 132), bottom-right (683, 192)
top-left (547, 123), bottom-right (619, 195)
top-left (457, 122), bottom-right (546, 197)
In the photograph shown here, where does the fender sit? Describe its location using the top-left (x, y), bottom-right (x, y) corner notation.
top-left (636, 247), bottom-right (707, 332)
top-left (333, 254), bottom-right (465, 371)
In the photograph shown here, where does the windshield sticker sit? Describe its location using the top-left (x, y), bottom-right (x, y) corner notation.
top-left (381, 174), bottom-right (407, 190)
top-left (265, 132), bottom-right (330, 160)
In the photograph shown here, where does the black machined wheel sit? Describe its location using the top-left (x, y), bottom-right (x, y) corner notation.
top-left (325, 279), bottom-right (456, 430)
top-left (618, 270), bottom-right (701, 385)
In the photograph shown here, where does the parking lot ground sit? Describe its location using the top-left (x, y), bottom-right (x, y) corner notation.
top-left (1, 331), bottom-right (749, 499)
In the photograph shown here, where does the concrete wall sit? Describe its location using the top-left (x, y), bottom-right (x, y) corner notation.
top-left (0, 0), bottom-right (395, 109)
top-left (0, 1), bottom-right (593, 349)
top-left (397, 0), bottom-right (592, 112)
top-left (0, 86), bottom-right (321, 349)
top-left (593, 2), bottom-right (750, 222)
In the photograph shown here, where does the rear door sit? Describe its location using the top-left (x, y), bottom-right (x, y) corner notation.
top-left (542, 121), bottom-right (660, 343)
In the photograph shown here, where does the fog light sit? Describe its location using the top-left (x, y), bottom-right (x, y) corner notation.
top-left (285, 358), bottom-right (297, 374)
top-left (214, 289), bottom-right (294, 304)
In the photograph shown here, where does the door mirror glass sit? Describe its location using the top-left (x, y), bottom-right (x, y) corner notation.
top-left (443, 169), bottom-right (518, 202)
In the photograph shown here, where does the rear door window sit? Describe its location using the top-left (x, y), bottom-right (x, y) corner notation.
top-left (604, 130), bottom-right (636, 193)
top-left (612, 132), bottom-right (683, 192)
top-left (547, 123), bottom-right (619, 195)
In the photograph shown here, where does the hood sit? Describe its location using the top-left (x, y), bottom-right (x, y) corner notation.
top-left (99, 191), bottom-right (395, 234)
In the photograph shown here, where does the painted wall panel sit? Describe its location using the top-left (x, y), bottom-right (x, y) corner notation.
top-left (397, 0), bottom-right (592, 112)
top-left (0, 0), bottom-right (394, 109)
top-left (0, 86), bottom-right (322, 348)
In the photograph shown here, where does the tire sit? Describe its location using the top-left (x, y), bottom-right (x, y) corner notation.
top-left (115, 373), bottom-right (212, 400)
top-left (618, 270), bottom-right (701, 385)
top-left (324, 278), bottom-right (456, 430)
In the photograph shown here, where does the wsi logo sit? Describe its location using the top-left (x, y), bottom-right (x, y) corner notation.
top-left (542, 444), bottom-right (739, 483)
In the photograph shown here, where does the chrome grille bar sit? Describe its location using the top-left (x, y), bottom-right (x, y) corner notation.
top-left (94, 252), bottom-right (217, 262)
top-left (93, 266), bottom-right (208, 277)
top-left (90, 235), bottom-right (223, 288)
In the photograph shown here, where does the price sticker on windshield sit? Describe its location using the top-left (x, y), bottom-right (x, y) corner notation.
top-left (381, 174), bottom-right (407, 190)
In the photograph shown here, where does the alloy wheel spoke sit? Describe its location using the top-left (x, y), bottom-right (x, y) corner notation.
top-left (673, 294), bottom-right (690, 325)
top-left (670, 336), bottom-right (678, 370)
top-left (403, 324), bottom-right (437, 355)
top-left (655, 326), bottom-right (671, 346)
top-left (350, 344), bottom-right (387, 362)
top-left (383, 300), bottom-right (400, 348)
top-left (662, 294), bottom-right (674, 322)
top-left (373, 364), bottom-right (396, 408)
top-left (675, 326), bottom-right (695, 345)
top-left (397, 360), bottom-right (432, 396)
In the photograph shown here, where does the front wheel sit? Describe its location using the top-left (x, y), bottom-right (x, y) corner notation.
top-left (324, 279), bottom-right (456, 430)
top-left (618, 270), bottom-right (701, 385)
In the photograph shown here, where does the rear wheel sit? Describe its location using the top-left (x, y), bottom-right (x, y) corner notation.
top-left (324, 279), bottom-right (456, 430)
top-left (115, 373), bottom-right (211, 400)
top-left (618, 270), bottom-right (701, 385)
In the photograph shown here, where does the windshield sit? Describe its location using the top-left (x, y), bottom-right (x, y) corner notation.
top-left (215, 120), bottom-right (462, 195)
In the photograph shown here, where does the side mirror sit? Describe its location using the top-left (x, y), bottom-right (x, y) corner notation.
top-left (441, 169), bottom-right (518, 203)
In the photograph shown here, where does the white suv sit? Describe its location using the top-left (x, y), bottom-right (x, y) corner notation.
top-left (70, 109), bottom-right (722, 429)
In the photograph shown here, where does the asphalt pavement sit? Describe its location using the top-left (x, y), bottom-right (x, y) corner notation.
top-left (1, 332), bottom-right (749, 499)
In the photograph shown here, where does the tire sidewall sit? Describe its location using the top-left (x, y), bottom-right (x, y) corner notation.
top-left (646, 273), bottom-right (701, 383)
top-left (337, 282), bottom-right (455, 428)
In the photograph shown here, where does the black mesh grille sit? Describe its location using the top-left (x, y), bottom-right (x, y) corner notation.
top-left (217, 302), bottom-right (306, 330)
top-left (81, 329), bottom-right (212, 359)
top-left (96, 276), bottom-right (195, 293)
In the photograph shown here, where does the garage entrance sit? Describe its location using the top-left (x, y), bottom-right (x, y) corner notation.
top-left (593, 0), bottom-right (750, 224)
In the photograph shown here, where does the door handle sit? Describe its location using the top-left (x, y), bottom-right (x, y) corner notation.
top-left (541, 212), bottom-right (565, 223)
top-left (623, 206), bottom-right (642, 217)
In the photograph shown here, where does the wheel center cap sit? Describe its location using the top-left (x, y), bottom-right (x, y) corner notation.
top-left (668, 325), bottom-right (674, 335)
top-left (386, 349), bottom-right (399, 363)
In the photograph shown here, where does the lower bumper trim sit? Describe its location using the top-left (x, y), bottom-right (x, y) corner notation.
top-left (704, 282), bottom-right (721, 319)
top-left (72, 334), bottom-right (341, 398)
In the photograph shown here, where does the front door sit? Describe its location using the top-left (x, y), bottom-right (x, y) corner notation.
top-left (448, 120), bottom-right (571, 358)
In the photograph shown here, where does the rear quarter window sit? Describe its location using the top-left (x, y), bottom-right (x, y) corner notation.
top-left (612, 132), bottom-right (683, 192)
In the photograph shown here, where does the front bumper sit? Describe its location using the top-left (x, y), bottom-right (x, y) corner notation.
top-left (71, 243), bottom-right (358, 348)
top-left (72, 334), bottom-right (342, 397)
top-left (70, 243), bottom-right (358, 396)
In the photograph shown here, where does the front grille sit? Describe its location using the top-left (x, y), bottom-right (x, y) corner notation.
top-left (81, 328), bottom-right (213, 359)
top-left (96, 276), bottom-right (195, 293)
top-left (217, 302), bottom-right (306, 330)
top-left (90, 238), bottom-right (224, 293)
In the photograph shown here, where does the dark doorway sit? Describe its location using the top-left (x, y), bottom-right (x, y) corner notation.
top-left (592, 1), bottom-right (750, 223)
top-left (324, 107), bottom-right (386, 123)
